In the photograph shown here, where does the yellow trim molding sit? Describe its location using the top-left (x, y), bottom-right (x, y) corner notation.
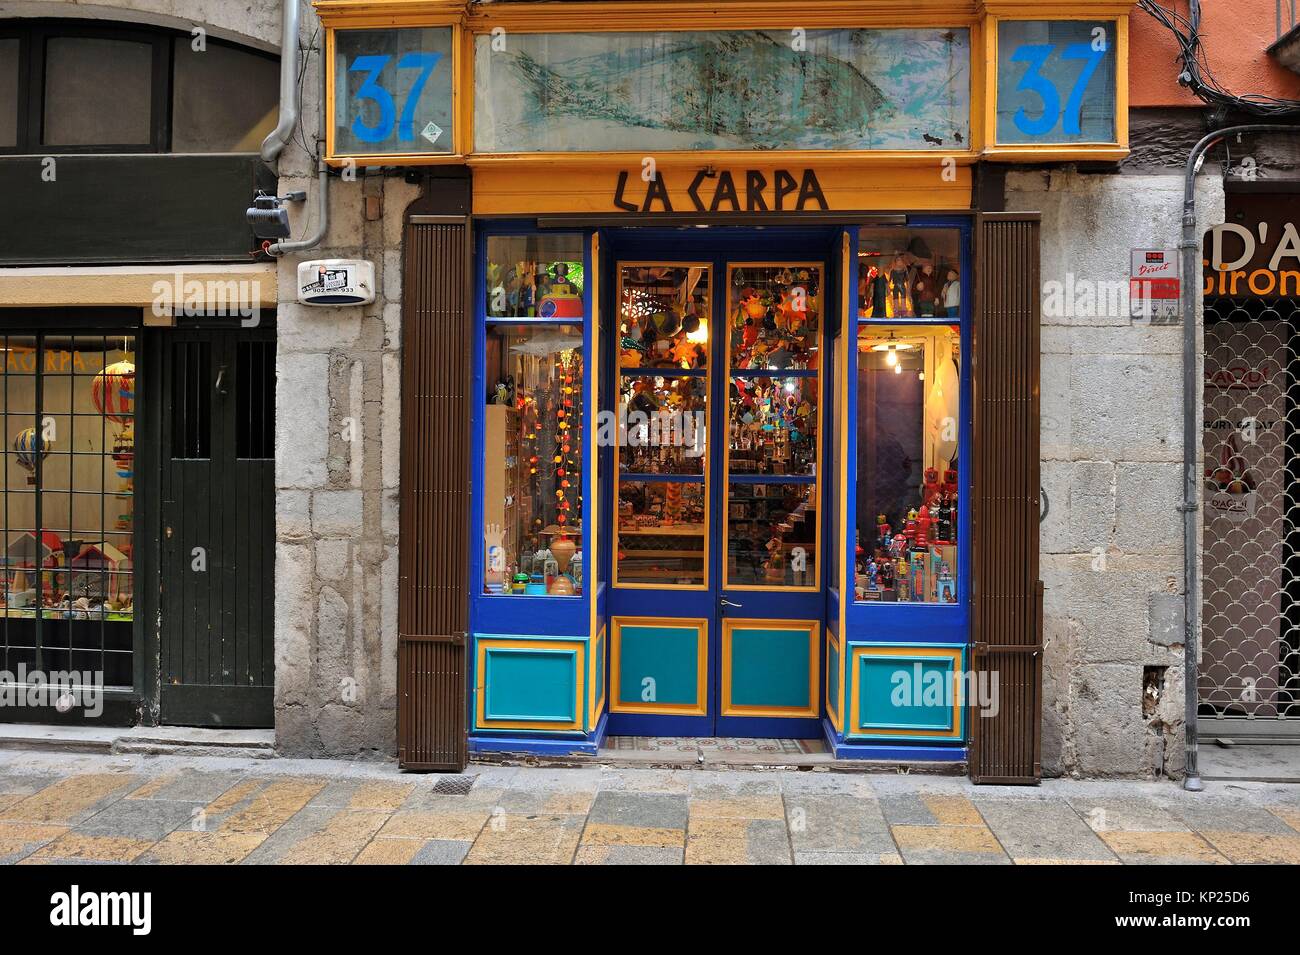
top-left (475, 637), bottom-right (587, 732)
top-left (720, 618), bottom-right (819, 718)
top-left (608, 616), bottom-right (708, 716)
top-left (848, 644), bottom-right (964, 740)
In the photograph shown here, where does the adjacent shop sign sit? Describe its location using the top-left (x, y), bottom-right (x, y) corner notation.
top-left (1129, 249), bottom-right (1179, 324)
top-left (996, 20), bottom-right (1118, 145)
top-left (612, 167), bottom-right (828, 213)
top-left (331, 26), bottom-right (454, 159)
top-left (1203, 196), bottom-right (1300, 298)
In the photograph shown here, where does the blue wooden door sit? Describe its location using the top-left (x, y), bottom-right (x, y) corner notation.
top-left (606, 251), bottom-right (827, 738)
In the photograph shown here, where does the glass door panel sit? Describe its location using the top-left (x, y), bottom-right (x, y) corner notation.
top-left (614, 263), bottom-right (712, 590)
top-left (723, 264), bottom-right (823, 592)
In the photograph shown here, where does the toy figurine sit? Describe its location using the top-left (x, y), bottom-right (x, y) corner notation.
top-left (942, 269), bottom-right (961, 317)
top-left (913, 263), bottom-right (939, 317)
top-left (867, 560), bottom-right (878, 591)
top-left (923, 467), bottom-right (941, 506)
top-left (916, 506), bottom-right (932, 548)
top-left (904, 508), bottom-right (918, 547)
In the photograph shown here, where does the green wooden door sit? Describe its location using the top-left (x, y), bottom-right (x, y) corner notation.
top-left (159, 327), bottom-right (275, 727)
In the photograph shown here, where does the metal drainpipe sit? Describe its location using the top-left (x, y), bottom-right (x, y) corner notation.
top-left (1179, 123), bottom-right (1297, 792)
top-left (268, 24), bottom-right (328, 257)
top-left (260, 0), bottom-right (300, 163)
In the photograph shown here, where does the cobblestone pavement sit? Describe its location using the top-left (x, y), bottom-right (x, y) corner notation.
top-left (0, 750), bottom-right (1297, 864)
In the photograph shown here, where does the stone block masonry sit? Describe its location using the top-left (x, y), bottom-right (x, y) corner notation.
top-left (1009, 168), bottom-right (1224, 779)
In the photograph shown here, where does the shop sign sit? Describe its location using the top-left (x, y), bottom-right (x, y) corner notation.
top-left (1202, 199), bottom-right (1300, 298)
top-left (332, 26), bottom-right (454, 158)
top-left (1129, 249), bottom-right (1179, 323)
top-left (612, 167), bottom-right (828, 214)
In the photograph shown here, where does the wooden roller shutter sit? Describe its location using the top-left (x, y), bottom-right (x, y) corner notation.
top-left (398, 217), bottom-right (470, 771)
top-left (970, 212), bottom-right (1044, 785)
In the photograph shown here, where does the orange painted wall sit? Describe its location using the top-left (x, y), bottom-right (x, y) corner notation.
top-left (1130, 0), bottom-right (1300, 107)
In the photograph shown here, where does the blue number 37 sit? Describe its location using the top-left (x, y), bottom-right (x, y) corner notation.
top-left (1010, 40), bottom-right (1107, 138)
top-left (350, 51), bottom-right (442, 144)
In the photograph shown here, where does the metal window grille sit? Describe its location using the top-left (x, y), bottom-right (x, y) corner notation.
top-left (1200, 297), bottom-right (1300, 726)
top-left (0, 333), bottom-right (136, 689)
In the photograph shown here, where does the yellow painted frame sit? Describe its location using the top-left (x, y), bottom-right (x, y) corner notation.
top-left (474, 637), bottom-right (587, 731)
top-left (847, 644), bottom-right (964, 740)
top-left (826, 627), bottom-right (844, 731)
top-left (981, 4), bottom-right (1131, 162)
top-left (722, 262), bottom-right (823, 593)
top-left (317, 1), bottom-right (472, 165)
top-left (588, 232), bottom-right (601, 615)
top-left (608, 616), bottom-right (709, 716)
top-left (588, 622), bottom-right (607, 728)
top-left (316, 0), bottom-right (1133, 167)
top-left (611, 261), bottom-right (713, 592)
top-left (720, 618), bottom-right (819, 718)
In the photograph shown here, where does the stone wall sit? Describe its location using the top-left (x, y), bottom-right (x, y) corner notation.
top-left (272, 1), bottom-right (413, 757)
top-left (1008, 168), bottom-right (1223, 778)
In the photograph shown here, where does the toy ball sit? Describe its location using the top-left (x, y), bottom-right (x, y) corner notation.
top-left (92, 360), bottom-right (135, 425)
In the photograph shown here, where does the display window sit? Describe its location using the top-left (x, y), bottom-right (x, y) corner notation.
top-left (0, 333), bottom-right (136, 686)
top-left (854, 324), bottom-right (961, 604)
top-left (482, 323), bottom-right (584, 596)
top-left (857, 227), bottom-right (962, 320)
top-left (724, 263), bottom-right (821, 590)
top-left (484, 235), bottom-right (586, 320)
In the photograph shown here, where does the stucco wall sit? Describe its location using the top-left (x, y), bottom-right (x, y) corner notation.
top-left (1008, 167), bottom-right (1223, 779)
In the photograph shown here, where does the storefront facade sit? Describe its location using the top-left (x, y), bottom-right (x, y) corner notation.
top-left (0, 10), bottom-right (283, 727)
top-left (6, 0), bottom-right (1247, 781)
top-left (307, 0), bottom-right (1142, 779)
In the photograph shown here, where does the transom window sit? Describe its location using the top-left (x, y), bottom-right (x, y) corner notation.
top-left (0, 20), bottom-right (279, 154)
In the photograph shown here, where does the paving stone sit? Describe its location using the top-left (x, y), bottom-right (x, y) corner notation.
top-left (686, 817), bottom-right (790, 865)
top-left (125, 772), bottom-right (242, 804)
top-left (410, 839), bottom-right (473, 865)
top-left (1198, 829), bottom-right (1300, 864)
top-left (974, 799), bottom-right (1117, 863)
top-left (75, 797), bottom-right (205, 841)
top-left (464, 814), bottom-right (583, 865)
top-left (1167, 801), bottom-right (1297, 836)
top-left (1066, 796), bottom-right (1191, 833)
top-left (377, 809), bottom-right (488, 842)
top-left (1100, 830), bottom-right (1227, 865)
top-left (783, 794), bottom-right (895, 854)
top-left (140, 830), bottom-right (266, 865)
top-left (0, 773), bottom-right (58, 795)
top-left (879, 793), bottom-right (944, 826)
top-left (352, 837), bottom-right (424, 865)
top-left (0, 773), bottom-right (138, 825)
top-left (587, 791), bottom-right (688, 830)
top-left (305, 779), bottom-right (414, 811)
top-left (575, 845), bottom-right (682, 865)
top-left (892, 824), bottom-right (1007, 864)
top-left (29, 833), bottom-right (154, 863)
top-left (0, 822), bottom-right (68, 863)
top-left (595, 768), bottom-right (691, 794)
top-left (795, 850), bottom-right (903, 865)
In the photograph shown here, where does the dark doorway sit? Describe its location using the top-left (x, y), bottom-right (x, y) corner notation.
top-left (157, 326), bottom-right (275, 727)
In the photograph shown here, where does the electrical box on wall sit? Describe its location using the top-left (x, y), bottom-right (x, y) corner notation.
top-left (297, 259), bottom-right (375, 306)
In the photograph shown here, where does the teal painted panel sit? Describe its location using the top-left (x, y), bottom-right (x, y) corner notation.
top-left (483, 647), bottom-right (578, 723)
top-left (857, 654), bottom-right (955, 732)
top-left (617, 626), bottom-right (699, 706)
top-left (730, 628), bottom-right (811, 709)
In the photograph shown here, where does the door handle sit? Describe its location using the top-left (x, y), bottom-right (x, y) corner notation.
top-left (720, 598), bottom-right (743, 609)
top-left (215, 366), bottom-right (229, 396)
